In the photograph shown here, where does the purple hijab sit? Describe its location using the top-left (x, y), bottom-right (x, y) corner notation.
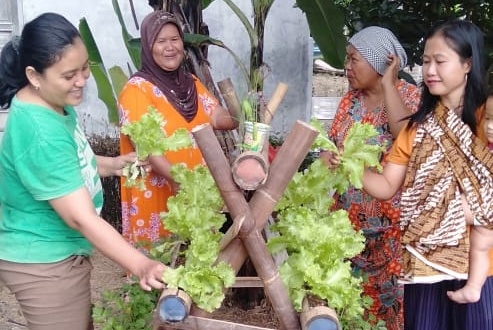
top-left (133, 11), bottom-right (197, 122)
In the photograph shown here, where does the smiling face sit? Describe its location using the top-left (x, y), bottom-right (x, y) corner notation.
top-left (484, 96), bottom-right (493, 144)
top-left (152, 23), bottom-right (184, 72)
top-left (422, 34), bottom-right (471, 103)
top-left (344, 44), bottom-right (380, 90)
top-left (29, 37), bottom-right (90, 113)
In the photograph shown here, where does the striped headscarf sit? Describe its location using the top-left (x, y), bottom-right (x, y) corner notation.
top-left (349, 26), bottom-right (407, 75)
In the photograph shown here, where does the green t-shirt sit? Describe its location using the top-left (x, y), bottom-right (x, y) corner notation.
top-left (0, 97), bottom-right (103, 263)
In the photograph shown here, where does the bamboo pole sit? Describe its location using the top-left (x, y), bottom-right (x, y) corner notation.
top-left (192, 124), bottom-right (300, 330)
top-left (264, 82), bottom-right (288, 125)
top-left (250, 121), bottom-right (319, 227)
top-left (218, 121), bottom-right (319, 271)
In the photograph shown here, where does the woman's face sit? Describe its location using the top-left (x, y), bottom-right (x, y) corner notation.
top-left (484, 97), bottom-right (493, 144)
top-left (34, 37), bottom-right (90, 112)
top-left (422, 35), bottom-right (470, 101)
top-left (152, 23), bottom-right (184, 72)
top-left (344, 44), bottom-right (380, 90)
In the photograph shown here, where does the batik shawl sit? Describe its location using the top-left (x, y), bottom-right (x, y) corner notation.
top-left (400, 103), bottom-right (493, 282)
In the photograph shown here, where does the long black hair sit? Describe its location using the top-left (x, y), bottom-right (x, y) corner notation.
top-left (0, 13), bottom-right (80, 109)
top-left (408, 19), bottom-right (487, 134)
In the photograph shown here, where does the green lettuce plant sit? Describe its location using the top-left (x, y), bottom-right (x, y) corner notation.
top-left (268, 122), bottom-right (386, 329)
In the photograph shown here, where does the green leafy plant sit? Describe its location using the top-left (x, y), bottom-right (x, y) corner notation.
top-left (301, 0), bottom-right (493, 77)
top-left (268, 121), bottom-right (386, 329)
top-left (159, 165), bottom-right (236, 312)
top-left (310, 119), bottom-right (384, 193)
top-left (92, 282), bottom-right (160, 330)
top-left (92, 130), bottom-right (233, 328)
top-left (295, 0), bottom-right (347, 69)
top-left (120, 106), bottom-right (192, 190)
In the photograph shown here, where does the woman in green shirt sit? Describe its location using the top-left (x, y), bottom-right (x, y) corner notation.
top-left (0, 12), bottom-right (167, 330)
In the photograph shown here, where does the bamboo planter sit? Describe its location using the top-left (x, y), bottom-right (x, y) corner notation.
top-left (156, 288), bottom-right (192, 323)
top-left (152, 78), bottom-right (343, 329)
top-left (300, 298), bottom-right (340, 330)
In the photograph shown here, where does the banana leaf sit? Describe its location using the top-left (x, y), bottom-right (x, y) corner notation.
top-left (296, 0), bottom-right (346, 69)
top-left (108, 66), bottom-right (129, 100)
top-left (112, 0), bottom-right (141, 68)
top-left (78, 18), bottom-right (119, 124)
top-left (201, 0), bottom-right (214, 9)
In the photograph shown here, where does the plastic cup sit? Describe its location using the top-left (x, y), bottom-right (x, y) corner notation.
top-left (243, 121), bottom-right (271, 152)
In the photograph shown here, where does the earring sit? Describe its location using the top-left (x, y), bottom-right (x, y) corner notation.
top-left (34, 85), bottom-right (40, 90)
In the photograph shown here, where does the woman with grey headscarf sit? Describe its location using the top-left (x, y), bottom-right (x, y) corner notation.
top-left (320, 26), bottom-right (420, 330)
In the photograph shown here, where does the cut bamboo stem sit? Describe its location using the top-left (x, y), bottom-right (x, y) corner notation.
top-left (218, 214), bottom-right (244, 251)
top-left (300, 298), bottom-right (340, 330)
top-left (217, 78), bottom-right (242, 123)
top-left (192, 123), bottom-right (300, 330)
top-left (231, 151), bottom-right (269, 190)
top-left (156, 288), bottom-right (192, 323)
top-left (264, 82), bottom-right (288, 125)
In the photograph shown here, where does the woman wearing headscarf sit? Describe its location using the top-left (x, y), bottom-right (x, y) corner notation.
top-left (118, 11), bottom-right (237, 252)
top-left (320, 26), bottom-right (420, 329)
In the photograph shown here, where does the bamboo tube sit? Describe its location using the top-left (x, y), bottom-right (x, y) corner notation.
top-left (300, 298), bottom-right (340, 330)
top-left (264, 82), bottom-right (288, 125)
top-left (231, 151), bottom-right (269, 190)
top-left (192, 124), bottom-right (300, 330)
top-left (156, 288), bottom-right (192, 323)
top-left (216, 78), bottom-right (241, 163)
top-left (218, 121), bottom-right (319, 271)
top-left (217, 78), bottom-right (242, 122)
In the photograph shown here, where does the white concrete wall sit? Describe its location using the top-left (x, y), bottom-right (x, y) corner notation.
top-left (17, 0), bottom-right (312, 138)
top-left (203, 0), bottom-right (313, 137)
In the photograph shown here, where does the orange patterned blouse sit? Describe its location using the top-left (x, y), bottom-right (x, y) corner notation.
top-left (118, 75), bottom-right (218, 252)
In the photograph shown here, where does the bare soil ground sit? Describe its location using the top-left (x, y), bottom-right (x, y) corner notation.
top-left (0, 72), bottom-right (347, 330)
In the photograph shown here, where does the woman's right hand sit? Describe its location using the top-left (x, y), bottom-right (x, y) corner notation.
top-left (381, 54), bottom-right (400, 88)
top-left (134, 258), bottom-right (168, 291)
top-left (320, 150), bottom-right (340, 168)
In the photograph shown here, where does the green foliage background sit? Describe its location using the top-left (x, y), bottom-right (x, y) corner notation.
top-left (317, 1), bottom-right (493, 82)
